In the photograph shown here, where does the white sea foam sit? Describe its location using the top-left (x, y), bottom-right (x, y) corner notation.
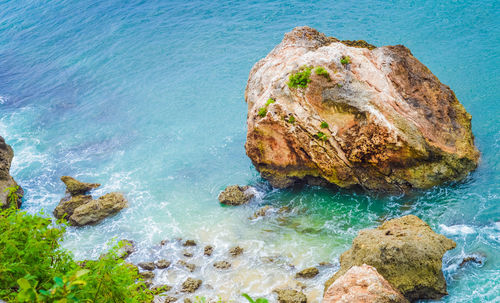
top-left (439, 224), bottom-right (476, 235)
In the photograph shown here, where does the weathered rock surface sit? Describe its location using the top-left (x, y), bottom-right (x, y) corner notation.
top-left (218, 185), bottom-right (254, 205)
top-left (324, 215), bottom-right (456, 301)
top-left (178, 260), bottom-right (196, 272)
top-left (0, 136), bottom-right (22, 208)
top-left (229, 246), bottom-right (244, 256)
top-left (251, 205), bottom-right (273, 219)
top-left (53, 195), bottom-right (93, 219)
top-left (296, 267), bottom-right (319, 279)
top-left (118, 239), bottom-right (136, 259)
top-left (68, 192), bottom-right (128, 226)
top-left (156, 259), bottom-right (171, 269)
top-left (323, 264), bottom-right (408, 303)
top-left (60, 176), bottom-right (100, 196)
top-left (245, 26), bottom-right (479, 192)
top-left (138, 262), bottom-right (156, 271)
top-left (204, 245), bottom-right (214, 256)
top-left (274, 289), bottom-right (307, 303)
top-left (181, 278), bottom-right (202, 293)
top-left (213, 260), bottom-right (231, 270)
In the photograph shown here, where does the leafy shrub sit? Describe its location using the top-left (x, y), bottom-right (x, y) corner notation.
top-left (0, 207), bottom-right (153, 302)
top-left (287, 66), bottom-right (312, 88)
top-left (314, 67), bottom-right (330, 79)
top-left (242, 293), bottom-right (268, 303)
top-left (3, 185), bottom-right (21, 208)
top-left (315, 132), bottom-right (328, 141)
top-left (258, 98), bottom-right (276, 118)
top-left (320, 121), bottom-right (329, 129)
top-left (287, 115), bottom-right (296, 124)
top-left (340, 56), bottom-right (351, 65)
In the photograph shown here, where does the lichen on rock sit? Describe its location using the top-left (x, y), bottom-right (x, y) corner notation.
top-left (324, 215), bottom-right (456, 301)
top-left (244, 26), bottom-right (479, 192)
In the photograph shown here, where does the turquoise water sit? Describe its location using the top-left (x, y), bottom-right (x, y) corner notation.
top-left (1, 0), bottom-right (499, 301)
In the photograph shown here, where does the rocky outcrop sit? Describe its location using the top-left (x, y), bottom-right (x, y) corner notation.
top-left (323, 264), bottom-right (408, 303)
top-left (296, 267), bottom-right (319, 279)
top-left (274, 289), bottom-right (307, 303)
top-left (60, 176), bottom-right (100, 196)
top-left (181, 278), bottom-right (202, 293)
top-left (54, 176), bottom-right (128, 226)
top-left (324, 215), bottom-right (456, 301)
top-left (218, 185), bottom-right (254, 205)
top-left (0, 136), bottom-right (22, 208)
top-left (244, 26), bottom-right (479, 192)
top-left (68, 192), bottom-right (128, 226)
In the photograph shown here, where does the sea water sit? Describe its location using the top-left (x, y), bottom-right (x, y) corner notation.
top-left (0, 0), bottom-right (498, 302)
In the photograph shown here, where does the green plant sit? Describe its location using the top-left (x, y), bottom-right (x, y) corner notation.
top-left (314, 66), bottom-right (330, 79)
top-left (258, 98), bottom-right (276, 118)
top-left (287, 115), bottom-right (296, 124)
top-left (287, 66), bottom-right (312, 88)
top-left (242, 293), bottom-right (268, 303)
top-left (3, 185), bottom-right (20, 207)
top-left (340, 56), bottom-right (351, 65)
top-left (0, 207), bottom-right (153, 302)
top-left (316, 132), bottom-right (328, 141)
top-left (320, 121), bottom-right (329, 128)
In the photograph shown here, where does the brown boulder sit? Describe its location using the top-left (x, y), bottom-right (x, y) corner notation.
top-left (218, 185), bottom-right (254, 205)
top-left (296, 267), bottom-right (319, 279)
top-left (68, 192), bottom-right (128, 226)
top-left (60, 176), bottom-right (100, 196)
top-left (53, 195), bottom-right (93, 219)
top-left (274, 289), bottom-right (307, 303)
top-left (323, 264), bottom-right (408, 303)
top-left (181, 278), bottom-right (202, 293)
top-left (244, 26), bottom-right (479, 191)
top-left (324, 215), bottom-right (456, 301)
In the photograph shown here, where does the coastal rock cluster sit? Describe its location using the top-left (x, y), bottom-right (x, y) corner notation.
top-left (244, 26), bottom-right (479, 192)
top-left (0, 136), bottom-right (22, 208)
top-left (324, 215), bottom-right (456, 302)
top-left (53, 176), bottom-right (128, 226)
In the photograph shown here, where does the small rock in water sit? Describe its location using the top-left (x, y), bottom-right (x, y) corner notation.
top-left (229, 246), bottom-right (244, 257)
top-left (139, 270), bottom-right (155, 280)
top-left (60, 176), bottom-right (100, 196)
top-left (213, 261), bottom-right (231, 269)
top-left (183, 240), bottom-right (197, 246)
top-left (273, 289), bottom-right (307, 303)
top-left (218, 185), bottom-right (254, 206)
top-left (184, 299), bottom-right (192, 303)
top-left (181, 278), bottom-right (202, 293)
top-left (251, 205), bottom-right (273, 219)
top-left (138, 262), bottom-right (156, 271)
top-left (160, 239), bottom-right (168, 245)
top-left (178, 260), bottom-right (196, 272)
top-left (318, 262), bottom-right (333, 267)
top-left (204, 245), bottom-right (214, 256)
top-left (459, 256), bottom-right (483, 267)
top-left (156, 259), bottom-right (171, 269)
top-left (183, 250), bottom-right (193, 257)
top-left (164, 296), bottom-right (178, 303)
top-left (296, 267), bottom-right (319, 278)
top-left (68, 192), bottom-right (128, 226)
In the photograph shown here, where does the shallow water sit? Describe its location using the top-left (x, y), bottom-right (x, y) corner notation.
top-left (0, 0), bottom-right (499, 302)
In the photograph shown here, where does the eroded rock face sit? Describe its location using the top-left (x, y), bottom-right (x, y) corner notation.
top-left (53, 195), bottom-right (93, 219)
top-left (324, 215), bottom-right (456, 301)
top-left (323, 264), bottom-right (408, 303)
top-left (0, 136), bottom-right (22, 208)
top-left (60, 176), bottom-right (100, 196)
top-left (68, 192), bottom-right (128, 226)
top-left (245, 26), bottom-right (479, 191)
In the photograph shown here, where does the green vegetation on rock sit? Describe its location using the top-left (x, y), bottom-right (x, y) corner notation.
top-left (320, 121), bottom-right (329, 129)
top-left (3, 186), bottom-right (20, 208)
top-left (0, 207), bottom-right (153, 302)
top-left (258, 98), bottom-right (276, 118)
top-left (287, 115), bottom-right (296, 124)
top-left (242, 293), bottom-right (268, 303)
top-left (315, 132), bottom-right (328, 141)
top-left (314, 66), bottom-right (330, 79)
top-left (340, 56), bottom-right (351, 65)
top-left (287, 66), bottom-right (312, 88)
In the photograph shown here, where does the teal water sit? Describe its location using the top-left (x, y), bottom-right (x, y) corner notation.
top-left (0, 0), bottom-right (499, 301)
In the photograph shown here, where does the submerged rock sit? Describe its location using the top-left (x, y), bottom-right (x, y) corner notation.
top-left (295, 267), bottom-right (319, 279)
top-left (164, 296), bottom-right (178, 303)
top-left (244, 26), bottom-right (479, 192)
top-left (251, 205), bottom-right (273, 219)
top-left (183, 240), bottom-right (197, 246)
top-left (213, 260), bottom-right (231, 270)
top-left (118, 239), bottom-right (136, 259)
top-left (181, 278), bottom-right (202, 293)
top-left (274, 289), bottom-right (307, 303)
top-left (0, 136), bottom-right (22, 209)
top-left (459, 255), bottom-right (483, 267)
top-left (178, 260), bottom-right (196, 272)
top-left (156, 259), bottom-right (171, 269)
top-left (68, 192), bottom-right (128, 226)
top-left (204, 245), bottom-right (214, 256)
top-left (324, 215), bottom-right (456, 301)
top-left (60, 176), bottom-right (100, 196)
top-left (218, 185), bottom-right (254, 205)
top-left (323, 264), bottom-right (408, 303)
top-left (151, 284), bottom-right (172, 294)
top-left (229, 246), bottom-right (244, 257)
top-left (139, 270), bottom-right (155, 280)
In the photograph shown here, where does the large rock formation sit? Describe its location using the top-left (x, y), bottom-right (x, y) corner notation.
top-left (53, 176), bottom-right (128, 226)
top-left (244, 26), bottom-right (479, 191)
top-left (324, 215), bottom-right (456, 301)
top-left (323, 264), bottom-right (408, 303)
top-left (0, 136), bottom-right (22, 208)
